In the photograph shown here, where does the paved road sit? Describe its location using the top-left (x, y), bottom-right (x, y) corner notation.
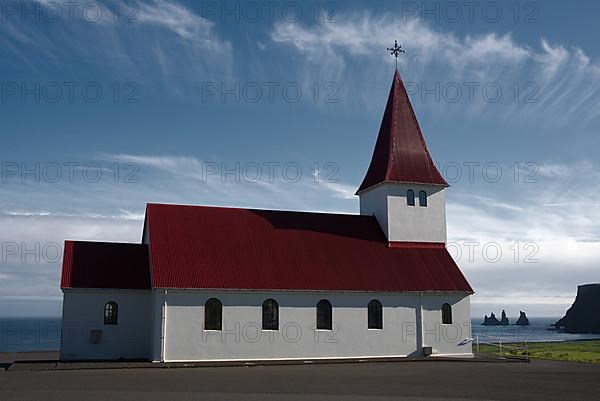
top-left (1, 359), bottom-right (599, 401)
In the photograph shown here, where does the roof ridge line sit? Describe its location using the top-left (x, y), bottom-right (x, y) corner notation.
top-left (147, 203), bottom-right (370, 218)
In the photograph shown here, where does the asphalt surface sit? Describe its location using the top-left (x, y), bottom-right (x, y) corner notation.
top-left (1, 358), bottom-right (599, 401)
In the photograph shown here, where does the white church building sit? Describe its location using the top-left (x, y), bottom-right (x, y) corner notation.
top-left (59, 69), bottom-right (474, 362)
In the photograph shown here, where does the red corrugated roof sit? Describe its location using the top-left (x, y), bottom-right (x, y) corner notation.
top-left (145, 203), bottom-right (473, 293)
top-left (356, 69), bottom-right (448, 194)
top-left (61, 241), bottom-right (150, 289)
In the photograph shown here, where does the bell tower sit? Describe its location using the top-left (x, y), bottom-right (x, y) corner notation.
top-left (357, 69), bottom-right (448, 244)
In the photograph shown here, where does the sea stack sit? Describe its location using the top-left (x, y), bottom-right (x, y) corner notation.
top-left (555, 284), bottom-right (600, 333)
top-left (515, 311), bottom-right (529, 326)
top-left (482, 312), bottom-right (501, 326)
top-left (500, 310), bottom-right (509, 326)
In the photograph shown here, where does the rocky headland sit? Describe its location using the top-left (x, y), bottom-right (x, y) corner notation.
top-left (555, 284), bottom-right (600, 334)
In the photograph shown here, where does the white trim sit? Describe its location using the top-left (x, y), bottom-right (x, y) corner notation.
top-left (162, 354), bottom-right (410, 363)
top-left (63, 288), bottom-right (473, 295)
top-left (151, 288), bottom-right (473, 295)
top-left (431, 353), bottom-right (474, 358)
top-left (356, 180), bottom-right (448, 196)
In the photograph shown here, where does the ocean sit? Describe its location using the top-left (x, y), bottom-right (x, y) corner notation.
top-left (2, 317), bottom-right (599, 353)
top-left (471, 317), bottom-right (600, 344)
top-left (0, 318), bottom-right (62, 353)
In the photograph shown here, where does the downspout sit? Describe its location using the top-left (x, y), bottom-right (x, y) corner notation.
top-left (418, 292), bottom-right (424, 355)
top-left (161, 289), bottom-right (168, 362)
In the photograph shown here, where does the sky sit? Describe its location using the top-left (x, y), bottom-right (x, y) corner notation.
top-left (1, 0), bottom-right (599, 318)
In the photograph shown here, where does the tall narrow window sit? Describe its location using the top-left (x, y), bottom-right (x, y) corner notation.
top-left (419, 190), bottom-right (427, 207)
top-left (262, 298), bottom-right (279, 330)
top-left (368, 299), bottom-right (383, 329)
top-left (407, 189), bottom-right (415, 206)
top-left (205, 298), bottom-right (222, 330)
top-left (104, 302), bottom-right (118, 325)
top-left (442, 303), bottom-right (452, 324)
top-left (316, 299), bottom-right (332, 330)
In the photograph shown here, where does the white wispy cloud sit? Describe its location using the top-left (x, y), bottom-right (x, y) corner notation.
top-left (30, 0), bottom-right (216, 41)
top-left (272, 15), bottom-right (529, 73)
top-left (535, 39), bottom-right (570, 79)
top-left (1, 1), bottom-right (233, 95)
top-left (536, 161), bottom-right (596, 178)
top-left (311, 168), bottom-right (356, 199)
top-left (108, 153), bottom-right (203, 172)
top-left (271, 14), bottom-right (600, 124)
top-left (136, 0), bottom-right (214, 40)
top-left (104, 153), bottom-right (359, 210)
top-left (318, 181), bottom-right (356, 200)
top-left (2, 210), bottom-right (144, 220)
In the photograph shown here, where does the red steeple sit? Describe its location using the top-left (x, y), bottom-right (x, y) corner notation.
top-left (356, 69), bottom-right (448, 194)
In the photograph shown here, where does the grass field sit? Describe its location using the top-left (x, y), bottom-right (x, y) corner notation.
top-left (477, 340), bottom-right (600, 363)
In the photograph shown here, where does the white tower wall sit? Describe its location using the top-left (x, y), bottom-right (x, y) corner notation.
top-left (359, 182), bottom-right (447, 243)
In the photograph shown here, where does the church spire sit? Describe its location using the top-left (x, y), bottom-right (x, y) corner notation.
top-left (356, 69), bottom-right (448, 194)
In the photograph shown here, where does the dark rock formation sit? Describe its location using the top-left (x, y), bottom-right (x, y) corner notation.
top-left (515, 311), bottom-right (529, 326)
top-left (482, 312), bottom-right (501, 326)
top-left (555, 284), bottom-right (600, 334)
top-left (482, 310), bottom-right (511, 326)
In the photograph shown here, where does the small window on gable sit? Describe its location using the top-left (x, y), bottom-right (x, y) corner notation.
top-left (104, 302), bottom-right (118, 325)
top-left (419, 190), bottom-right (427, 207)
top-left (316, 299), bottom-right (332, 330)
top-left (262, 298), bottom-right (279, 330)
top-left (205, 298), bottom-right (222, 330)
top-left (407, 190), bottom-right (415, 206)
top-left (368, 299), bottom-right (383, 329)
top-left (442, 303), bottom-right (452, 324)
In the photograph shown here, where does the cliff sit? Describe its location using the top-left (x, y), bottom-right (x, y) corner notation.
top-left (555, 284), bottom-right (600, 334)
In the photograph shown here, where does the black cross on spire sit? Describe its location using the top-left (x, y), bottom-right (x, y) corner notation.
top-left (387, 40), bottom-right (406, 68)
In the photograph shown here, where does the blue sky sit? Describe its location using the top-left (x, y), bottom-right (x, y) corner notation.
top-left (1, 0), bottom-right (599, 318)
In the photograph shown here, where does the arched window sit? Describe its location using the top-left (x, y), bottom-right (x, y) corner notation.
top-left (262, 298), bottom-right (279, 330)
top-left (316, 299), bottom-right (332, 330)
top-left (104, 302), bottom-right (118, 325)
top-left (442, 303), bottom-right (452, 324)
top-left (368, 299), bottom-right (383, 329)
top-left (205, 298), bottom-right (222, 330)
top-left (419, 190), bottom-right (427, 207)
top-left (407, 190), bottom-right (415, 206)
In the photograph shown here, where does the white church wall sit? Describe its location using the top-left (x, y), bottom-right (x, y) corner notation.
top-left (360, 183), bottom-right (447, 243)
top-left (421, 294), bottom-right (472, 357)
top-left (60, 289), bottom-right (152, 360)
top-left (359, 184), bottom-right (389, 236)
top-left (159, 290), bottom-right (472, 362)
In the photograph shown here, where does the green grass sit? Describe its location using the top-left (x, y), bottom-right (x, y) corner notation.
top-left (476, 340), bottom-right (600, 364)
